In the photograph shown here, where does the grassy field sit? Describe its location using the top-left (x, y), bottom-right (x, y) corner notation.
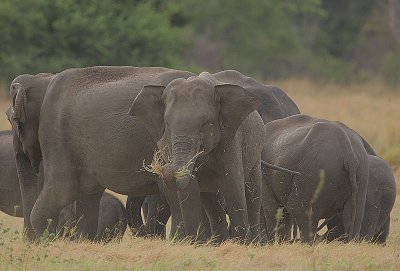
top-left (0, 79), bottom-right (399, 270)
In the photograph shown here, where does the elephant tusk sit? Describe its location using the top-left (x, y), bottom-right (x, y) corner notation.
top-left (261, 161), bottom-right (301, 176)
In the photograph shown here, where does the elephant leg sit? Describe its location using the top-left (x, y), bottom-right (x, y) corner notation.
top-left (325, 215), bottom-right (345, 242)
top-left (30, 158), bottom-right (78, 239)
top-left (244, 163), bottom-right (262, 242)
top-left (259, 208), bottom-right (267, 244)
top-left (75, 190), bottom-right (104, 241)
top-left (177, 178), bottom-right (208, 242)
top-left (217, 148), bottom-right (249, 242)
top-left (145, 194), bottom-right (170, 238)
top-left (201, 192), bottom-right (228, 243)
top-left (31, 183), bottom-right (76, 239)
top-left (126, 195), bottom-right (145, 236)
top-left (292, 211), bottom-right (318, 243)
top-left (373, 216), bottom-right (390, 244)
top-left (15, 153), bottom-right (41, 241)
top-left (201, 207), bottom-right (212, 240)
top-left (261, 181), bottom-right (282, 243)
top-left (278, 209), bottom-right (293, 242)
top-left (157, 184), bottom-right (184, 240)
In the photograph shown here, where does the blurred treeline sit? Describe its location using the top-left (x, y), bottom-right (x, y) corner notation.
top-left (1, 0), bottom-right (400, 86)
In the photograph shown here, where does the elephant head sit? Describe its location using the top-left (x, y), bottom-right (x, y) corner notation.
top-left (6, 74), bottom-right (54, 173)
top-left (128, 76), bottom-right (262, 190)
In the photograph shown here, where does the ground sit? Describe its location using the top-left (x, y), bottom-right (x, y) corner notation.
top-left (0, 79), bottom-right (398, 270)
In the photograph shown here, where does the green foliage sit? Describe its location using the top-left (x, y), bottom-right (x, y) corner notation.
top-left (382, 52), bottom-right (400, 86)
top-left (0, 0), bottom-right (399, 84)
top-left (0, 0), bottom-right (185, 84)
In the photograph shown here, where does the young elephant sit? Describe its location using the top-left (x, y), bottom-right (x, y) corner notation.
top-left (129, 72), bottom-right (265, 242)
top-left (324, 155), bottom-right (396, 243)
top-left (59, 192), bottom-right (127, 242)
top-left (0, 130), bottom-right (23, 217)
top-left (262, 115), bottom-right (370, 243)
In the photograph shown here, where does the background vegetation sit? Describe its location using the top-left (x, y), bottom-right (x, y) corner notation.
top-left (1, 0), bottom-right (400, 86)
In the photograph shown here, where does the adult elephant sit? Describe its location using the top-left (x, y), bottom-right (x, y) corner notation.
top-left (8, 67), bottom-right (195, 240)
top-left (262, 115), bottom-right (370, 243)
top-left (7, 73), bottom-right (55, 239)
top-left (129, 72), bottom-right (265, 242)
top-left (0, 129), bottom-right (127, 242)
top-left (323, 155), bottom-right (396, 244)
top-left (128, 70), bottom-right (301, 241)
top-left (211, 70), bottom-right (300, 123)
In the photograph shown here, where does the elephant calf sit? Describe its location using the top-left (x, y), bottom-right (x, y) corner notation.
top-left (0, 130), bottom-right (22, 217)
top-left (59, 191), bottom-right (127, 242)
top-left (324, 155), bottom-right (396, 243)
top-left (262, 115), bottom-right (370, 243)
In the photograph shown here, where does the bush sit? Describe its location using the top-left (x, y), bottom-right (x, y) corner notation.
top-left (381, 52), bottom-right (400, 87)
top-left (0, 0), bottom-right (186, 85)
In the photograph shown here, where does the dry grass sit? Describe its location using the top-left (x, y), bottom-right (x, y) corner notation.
top-left (0, 80), bottom-right (399, 270)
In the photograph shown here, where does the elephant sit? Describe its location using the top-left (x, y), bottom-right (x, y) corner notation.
top-left (211, 70), bottom-right (300, 123)
top-left (129, 71), bottom-right (265, 242)
top-left (261, 114), bottom-right (370, 243)
top-left (127, 69), bottom-right (301, 241)
top-left (322, 155), bottom-right (396, 244)
top-left (0, 129), bottom-right (127, 242)
top-left (6, 73), bottom-right (55, 240)
top-left (59, 191), bottom-right (127, 243)
top-left (7, 67), bottom-right (198, 241)
top-left (0, 130), bottom-right (23, 217)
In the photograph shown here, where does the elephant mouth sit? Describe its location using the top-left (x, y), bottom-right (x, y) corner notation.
top-left (161, 162), bottom-right (196, 191)
top-left (143, 149), bottom-right (203, 191)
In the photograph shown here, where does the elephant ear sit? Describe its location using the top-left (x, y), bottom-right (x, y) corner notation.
top-left (10, 83), bottom-right (27, 124)
top-left (128, 85), bottom-right (165, 142)
top-left (215, 84), bottom-right (262, 142)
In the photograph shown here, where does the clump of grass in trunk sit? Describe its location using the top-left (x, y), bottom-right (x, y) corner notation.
top-left (143, 150), bottom-right (204, 180)
top-left (142, 150), bottom-right (166, 177)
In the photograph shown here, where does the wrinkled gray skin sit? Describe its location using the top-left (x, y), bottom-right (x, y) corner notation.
top-left (0, 130), bottom-right (23, 217)
top-left (6, 73), bottom-right (55, 240)
top-left (212, 70), bottom-right (300, 123)
top-left (59, 192), bottom-right (127, 243)
top-left (128, 69), bottom-right (300, 240)
top-left (324, 155), bottom-right (396, 243)
top-left (129, 72), bottom-right (265, 242)
top-left (8, 67), bottom-right (196, 240)
top-left (0, 130), bottom-right (126, 242)
top-left (262, 115), bottom-right (370, 243)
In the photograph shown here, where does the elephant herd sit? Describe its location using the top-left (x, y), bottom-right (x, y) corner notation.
top-left (0, 66), bottom-right (395, 245)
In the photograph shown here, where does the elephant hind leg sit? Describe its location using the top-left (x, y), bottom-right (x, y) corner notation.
top-left (372, 216), bottom-right (390, 244)
top-left (245, 163), bottom-right (262, 243)
top-left (30, 158), bottom-right (78, 239)
top-left (261, 184), bottom-right (284, 244)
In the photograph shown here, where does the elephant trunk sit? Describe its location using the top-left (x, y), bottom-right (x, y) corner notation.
top-left (161, 134), bottom-right (200, 191)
